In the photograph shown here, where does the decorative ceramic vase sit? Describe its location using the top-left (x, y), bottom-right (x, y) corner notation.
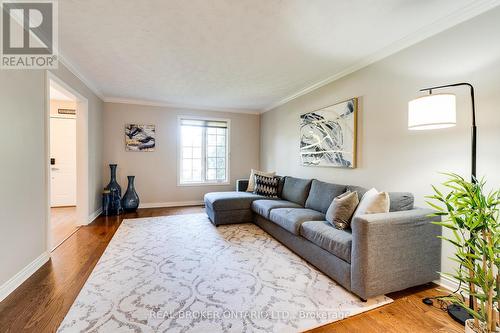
top-left (122, 176), bottom-right (139, 212)
top-left (102, 189), bottom-right (111, 216)
top-left (109, 187), bottom-right (123, 215)
top-left (105, 164), bottom-right (121, 197)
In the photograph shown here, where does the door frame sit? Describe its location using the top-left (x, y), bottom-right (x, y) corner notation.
top-left (45, 71), bottom-right (89, 252)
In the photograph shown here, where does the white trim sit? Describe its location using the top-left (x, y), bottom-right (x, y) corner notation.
top-left (0, 252), bottom-right (50, 302)
top-left (104, 97), bottom-right (260, 115)
top-left (88, 207), bottom-right (103, 224)
top-left (177, 182), bottom-right (231, 187)
top-left (58, 54), bottom-right (105, 100)
top-left (139, 201), bottom-right (204, 209)
top-left (46, 72), bottom-right (90, 248)
top-left (436, 276), bottom-right (463, 294)
top-left (262, 0), bottom-right (500, 112)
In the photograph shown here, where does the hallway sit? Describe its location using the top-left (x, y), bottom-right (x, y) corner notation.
top-left (50, 207), bottom-right (79, 250)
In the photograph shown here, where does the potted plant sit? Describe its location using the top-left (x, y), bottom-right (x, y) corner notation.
top-left (427, 173), bottom-right (499, 333)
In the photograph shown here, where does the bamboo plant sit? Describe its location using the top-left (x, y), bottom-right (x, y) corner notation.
top-left (427, 173), bottom-right (500, 332)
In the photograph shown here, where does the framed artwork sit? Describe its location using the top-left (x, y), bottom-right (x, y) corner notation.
top-left (299, 98), bottom-right (357, 168)
top-left (125, 124), bottom-right (156, 152)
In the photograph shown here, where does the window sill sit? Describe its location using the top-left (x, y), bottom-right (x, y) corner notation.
top-left (177, 182), bottom-right (231, 187)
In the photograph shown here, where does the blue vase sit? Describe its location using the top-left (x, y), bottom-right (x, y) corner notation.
top-left (105, 164), bottom-right (121, 197)
top-left (102, 190), bottom-right (111, 216)
top-left (122, 176), bottom-right (139, 212)
top-left (109, 188), bottom-right (123, 215)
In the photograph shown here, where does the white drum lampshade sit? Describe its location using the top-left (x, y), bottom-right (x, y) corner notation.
top-left (408, 94), bottom-right (457, 130)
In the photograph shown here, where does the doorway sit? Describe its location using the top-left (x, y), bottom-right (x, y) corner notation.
top-left (46, 73), bottom-right (89, 251)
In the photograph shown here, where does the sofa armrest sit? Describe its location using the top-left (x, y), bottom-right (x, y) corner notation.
top-left (236, 179), bottom-right (249, 192)
top-left (350, 208), bottom-right (441, 299)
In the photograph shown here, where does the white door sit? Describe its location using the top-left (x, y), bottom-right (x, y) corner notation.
top-left (50, 117), bottom-right (77, 207)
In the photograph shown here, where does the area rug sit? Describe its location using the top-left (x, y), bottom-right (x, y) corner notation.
top-left (58, 214), bottom-right (392, 333)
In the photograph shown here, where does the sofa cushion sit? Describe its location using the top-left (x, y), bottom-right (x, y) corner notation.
top-left (305, 180), bottom-right (347, 213)
top-left (347, 185), bottom-right (368, 199)
top-left (347, 185), bottom-right (414, 212)
top-left (389, 192), bottom-right (414, 212)
top-left (269, 208), bottom-right (325, 235)
top-left (251, 200), bottom-right (302, 219)
top-left (204, 192), bottom-right (264, 211)
top-left (281, 177), bottom-right (312, 206)
top-left (301, 221), bottom-right (352, 263)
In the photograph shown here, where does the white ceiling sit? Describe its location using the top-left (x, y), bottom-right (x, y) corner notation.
top-left (59, 0), bottom-right (500, 112)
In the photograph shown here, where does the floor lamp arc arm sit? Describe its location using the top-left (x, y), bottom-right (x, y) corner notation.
top-left (419, 82), bottom-right (477, 181)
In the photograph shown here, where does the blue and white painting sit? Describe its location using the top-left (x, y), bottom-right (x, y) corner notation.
top-left (300, 98), bottom-right (357, 168)
top-left (125, 124), bottom-right (156, 152)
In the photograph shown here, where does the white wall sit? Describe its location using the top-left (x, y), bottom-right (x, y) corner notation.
top-left (0, 70), bottom-right (46, 293)
top-left (0, 63), bottom-right (103, 295)
top-left (103, 103), bottom-right (260, 206)
top-left (260, 7), bottom-right (500, 277)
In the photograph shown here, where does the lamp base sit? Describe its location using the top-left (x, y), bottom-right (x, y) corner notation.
top-left (448, 304), bottom-right (472, 325)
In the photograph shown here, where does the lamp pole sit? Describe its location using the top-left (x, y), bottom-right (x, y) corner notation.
top-left (418, 82), bottom-right (477, 325)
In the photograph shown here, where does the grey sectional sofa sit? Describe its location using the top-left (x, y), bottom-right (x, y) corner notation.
top-left (204, 176), bottom-right (441, 300)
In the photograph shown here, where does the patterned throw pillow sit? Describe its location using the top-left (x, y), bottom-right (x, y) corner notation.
top-left (253, 174), bottom-right (280, 198)
top-left (246, 169), bottom-right (276, 192)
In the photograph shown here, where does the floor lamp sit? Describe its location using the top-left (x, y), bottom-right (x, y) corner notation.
top-left (408, 82), bottom-right (477, 325)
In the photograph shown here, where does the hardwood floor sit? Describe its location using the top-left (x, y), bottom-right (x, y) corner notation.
top-left (50, 207), bottom-right (79, 250)
top-left (0, 206), bottom-right (462, 333)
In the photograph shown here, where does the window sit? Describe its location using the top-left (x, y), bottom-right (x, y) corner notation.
top-left (179, 117), bottom-right (229, 185)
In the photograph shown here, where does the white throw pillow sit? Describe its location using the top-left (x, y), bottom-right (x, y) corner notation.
top-left (352, 188), bottom-right (390, 218)
top-left (246, 169), bottom-right (275, 192)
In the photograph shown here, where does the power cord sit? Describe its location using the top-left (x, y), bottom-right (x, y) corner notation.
top-left (422, 265), bottom-right (465, 313)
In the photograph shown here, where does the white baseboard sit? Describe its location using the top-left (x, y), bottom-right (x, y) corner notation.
top-left (0, 252), bottom-right (50, 302)
top-left (139, 201), bottom-right (204, 209)
top-left (88, 207), bottom-right (103, 223)
top-left (435, 276), bottom-right (462, 293)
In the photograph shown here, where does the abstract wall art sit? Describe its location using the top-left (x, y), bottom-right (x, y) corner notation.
top-left (300, 98), bottom-right (357, 168)
top-left (125, 124), bottom-right (156, 152)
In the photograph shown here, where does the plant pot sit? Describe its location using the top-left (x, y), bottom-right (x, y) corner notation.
top-left (122, 176), bottom-right (139, 212)
top-left (465, 319), bottom-right (500, 333)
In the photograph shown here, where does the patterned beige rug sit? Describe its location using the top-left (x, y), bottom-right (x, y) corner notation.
top-left (58, 214), bottom-right (392, 332)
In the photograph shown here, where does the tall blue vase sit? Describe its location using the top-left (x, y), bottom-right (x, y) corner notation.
top-left (122, 176), bottom-right (139, 212)
top-left (105, 164), bottom-right (121, 197)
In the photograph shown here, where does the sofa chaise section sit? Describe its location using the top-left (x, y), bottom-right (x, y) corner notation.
top-left (204, 191), bottom-right (265, 225)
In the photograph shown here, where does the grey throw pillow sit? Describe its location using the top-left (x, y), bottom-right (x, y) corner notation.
top-left (325, 191), bottom-right (359, 230)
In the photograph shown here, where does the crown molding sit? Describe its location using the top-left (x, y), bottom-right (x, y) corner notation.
top-left (103, 96), bottom-right (261, 115)
top-left (57, 54), bottom-right (105, 100)
top-left (262, 0), bottom-right (500, 112)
